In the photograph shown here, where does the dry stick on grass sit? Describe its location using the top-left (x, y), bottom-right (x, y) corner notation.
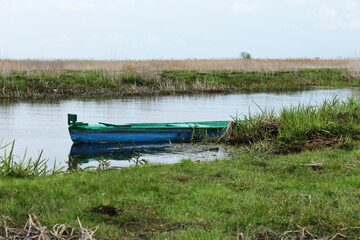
top-left (244, 145), bottom-right (265, 164)
top-left (341, 163), bottom-right (360, 169)
top-left (301, 163), bottom-right (324, 170)
top-left (0, 213), bottom-right (99, 240)
top-left (340, 227), bottom-right (360, 231)
top-left (78, 217), bottom-right (99, 240)
top-left (255, 226), bottom-right (360, 239)
top-left (329, 233), bottom-right (349, 240)
top-left (237, 232), bottom-right (244, 240)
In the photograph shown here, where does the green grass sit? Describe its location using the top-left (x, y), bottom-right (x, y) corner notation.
top-left (2, 97), bottom-right (360, 238)
top-left (0, 68), bottom-right (359, 98)
top-left (222, 97), bottom-right (360, 154)
top-left (0, 141), bottom-right (64, 178)
top-left (1, 150), bottom-right (360, 239)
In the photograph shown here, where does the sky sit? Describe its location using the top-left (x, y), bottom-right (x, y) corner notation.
top-left (0, 0), bottom-right (360, 60)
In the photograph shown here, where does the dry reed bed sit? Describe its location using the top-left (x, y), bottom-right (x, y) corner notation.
top-left (1, 58), bottom-right (360, 72)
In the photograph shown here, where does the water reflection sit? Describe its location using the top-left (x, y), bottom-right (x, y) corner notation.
top-left (1, 88), bottom-right (359, 168)
top-left (69, 142), bottom-right (173, 163)
top-left (68, 141), bottom-right (230, 168)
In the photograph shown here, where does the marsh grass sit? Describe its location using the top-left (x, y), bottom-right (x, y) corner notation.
top-left (0, 68), bottom-right (358, 99)
top-left (1, 59), bottom-right (360, 98)
top-left (0, 69), bottom-right (233, 98)
top-left (221, 97), bottom-right (360, 154)
top-left (0, 142), bottom-right (123, 178)
top-left (0, 140), bottom-right (64, 177)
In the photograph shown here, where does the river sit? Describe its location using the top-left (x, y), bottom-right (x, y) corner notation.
top-left (0, 88), bottom-right (358, 168)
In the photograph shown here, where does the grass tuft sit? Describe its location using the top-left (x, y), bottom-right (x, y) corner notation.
top-left (221, 97), bottom-right (360, 154)
top-left (0, 140), bottom-right (64, 177)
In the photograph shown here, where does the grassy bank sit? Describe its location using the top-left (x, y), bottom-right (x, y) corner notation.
top-left (0, 68), bottom-right (359, 98)
top-left (1, 99), bottom-right (360, 239)
top-left (1, 150), bottom-right (360, 239)
top-left (221, 97), bottom-right (360, 155)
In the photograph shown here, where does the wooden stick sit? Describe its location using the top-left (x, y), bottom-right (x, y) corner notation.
top-left (301, 163), bottom-right (323, 170)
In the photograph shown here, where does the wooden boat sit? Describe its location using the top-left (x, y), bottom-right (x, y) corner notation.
top-left (68, 114), bottom-right (230, 144)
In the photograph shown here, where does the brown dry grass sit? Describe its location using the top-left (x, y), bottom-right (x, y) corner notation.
top-left (0, 58), bottom-right (359, 73)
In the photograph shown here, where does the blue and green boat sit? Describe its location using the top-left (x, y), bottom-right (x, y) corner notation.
top-left (68, 114), bottom-right (230, 144)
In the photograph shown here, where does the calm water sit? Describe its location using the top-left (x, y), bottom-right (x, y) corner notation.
top-left (0, 88), bottom-right (359, 168)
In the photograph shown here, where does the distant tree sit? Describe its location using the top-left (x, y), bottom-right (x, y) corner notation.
top-left (240, 52), bottom-right (251, 59)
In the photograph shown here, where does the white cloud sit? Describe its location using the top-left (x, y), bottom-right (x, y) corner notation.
top-left (230, 1), bottom-right (261, 14)
top-left (314, 4), bottom-right (360, 30)
top-left (346, 19), bottom-right (360, 29)
top-left (60, 34), bottom-right (79, 42)
top-left (346, 1), bottom-right (359, 11)
top-left (1, 0), bottom-right (359, 59)
top-left (284, 23), bottom-right (298, 30)
top-left (56, 0), bottom-right (96, 12)
top-left (147, 35), bottom-right (158, 43)
top-left (178, 38), bottom-right (186, 46)
top-left (61, 32), bottom-right (122, 43)
top-left (104, 32), bottom-right (123, 41)
top-left (281, 0), bottom-right (306, 5)
top-left (120, 0), bottom-right (163, 7)
top-left (320, 4), bottom-right (338, 18)
top-left (0, 0), bottom-right (96, 13)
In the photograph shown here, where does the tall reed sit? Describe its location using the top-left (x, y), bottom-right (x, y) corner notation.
top-left (1, 58), bottom-right (359, 72)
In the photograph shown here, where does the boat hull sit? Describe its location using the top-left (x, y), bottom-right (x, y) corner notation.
top-left (69, 126), bottom-right (225, 144)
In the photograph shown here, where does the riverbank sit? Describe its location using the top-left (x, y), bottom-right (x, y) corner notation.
top-left (221, 97), bottom-right (360, 154)
top-left (1, 150), bottom-right (360, 239)
top-left (1, 98), bottom-right (360, 239)
top-left (0, 68), bottom-right (359, 99)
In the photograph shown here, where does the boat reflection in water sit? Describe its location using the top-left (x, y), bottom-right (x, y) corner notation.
top-left (69, 142), bottom-right (173, 164)
top-left (68, 141), bottom-right (229, 170)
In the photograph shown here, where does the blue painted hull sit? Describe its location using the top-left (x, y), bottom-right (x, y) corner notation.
top-left (69, 127), bottom-right (224, 144)
top-left (67, 114), bottom-right (230, 144)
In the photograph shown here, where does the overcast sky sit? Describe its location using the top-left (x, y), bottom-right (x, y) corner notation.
top-left (0, 0), bottom-right (359, 59)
